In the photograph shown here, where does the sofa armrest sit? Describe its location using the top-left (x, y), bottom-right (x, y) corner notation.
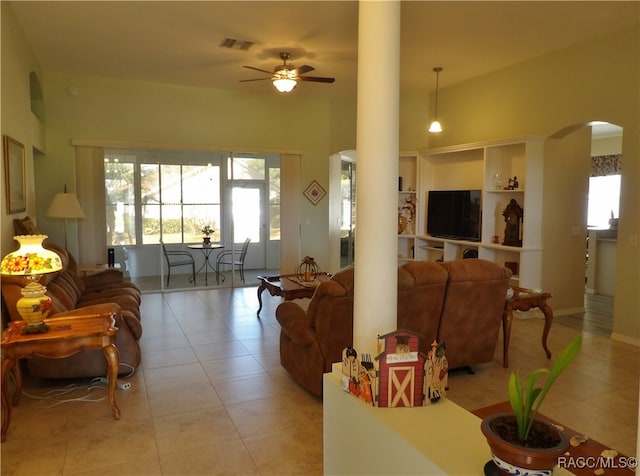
top-left (119, 310), bottom-right (143, 340)
top-left (81, 269), bottom-right (127, 287)
top-left (276, 301), bottom-right (316, 346)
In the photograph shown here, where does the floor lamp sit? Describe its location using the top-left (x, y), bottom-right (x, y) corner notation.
top-left (45, 186), bottom-right (86, 249)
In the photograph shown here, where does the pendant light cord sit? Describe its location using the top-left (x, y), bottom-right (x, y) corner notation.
top-left (433, 66), bottom-right (442, 120)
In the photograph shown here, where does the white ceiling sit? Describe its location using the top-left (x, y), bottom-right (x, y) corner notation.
top-left (9, 1), bottom-right (639, 100)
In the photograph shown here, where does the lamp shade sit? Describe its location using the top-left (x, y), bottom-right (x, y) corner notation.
top-left (1, 235), bottom-right (62, 277)
top-left (428, 120), bottom-right (443, 133)
top-left (1, 235), bottom-right (62, 332)
top-left (46, 192), bottom-right (86, 219)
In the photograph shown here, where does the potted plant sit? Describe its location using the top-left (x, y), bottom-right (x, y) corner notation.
top-left (481, 335), bottom-right (582, 475)
top-left (201, 225), bottom-right (214, 244)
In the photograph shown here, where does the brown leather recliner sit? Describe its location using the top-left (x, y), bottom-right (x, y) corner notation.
top-left (276, 261), bottom-right (452, 396)
top-left (276, 259), bottom-right (511, 396)
top-left (436, 259), bottom-right (512, 369)
top-left (276, 267), bottom-right (356, 397)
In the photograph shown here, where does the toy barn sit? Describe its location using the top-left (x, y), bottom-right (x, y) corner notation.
top-left (375, 329), bottom-right (426, 408)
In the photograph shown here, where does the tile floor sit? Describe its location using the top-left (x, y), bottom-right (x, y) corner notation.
top-left (1, 287), bottom-right (638, 475)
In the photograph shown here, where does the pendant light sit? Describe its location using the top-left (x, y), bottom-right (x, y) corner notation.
top-left (428, 67), bottom-right (443, 133)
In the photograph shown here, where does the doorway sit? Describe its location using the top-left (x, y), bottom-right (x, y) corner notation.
top-left (224, 153), bottom-right (281, 285)
top-left (340, 160), bottom-right (356, 268)
top-left (583, 122), bottom-right (621, 333)
top-left (329, 150), bottom-right (357, 272)
top-left (231, 183), bottom-right (265, 272)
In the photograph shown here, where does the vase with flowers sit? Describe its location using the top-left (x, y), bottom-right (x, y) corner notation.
top-left (201, 225), bottom-right (215, 244)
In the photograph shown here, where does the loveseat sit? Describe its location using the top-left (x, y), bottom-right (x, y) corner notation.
top-left (1, 242), bottom-right (143, 379)
top-left (275, 259), bottom-right (511, 396)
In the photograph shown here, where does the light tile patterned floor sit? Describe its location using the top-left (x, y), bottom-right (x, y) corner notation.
top-left (1, 287), bottom-right (637, 475)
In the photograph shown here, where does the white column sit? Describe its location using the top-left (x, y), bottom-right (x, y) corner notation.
top-left (353, 1), bottom-right (400, 357)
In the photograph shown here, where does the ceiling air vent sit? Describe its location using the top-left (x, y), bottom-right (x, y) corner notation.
top-left (219, 38), bottom-right (253, 50)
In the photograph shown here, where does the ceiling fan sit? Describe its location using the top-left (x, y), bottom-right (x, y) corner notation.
top-left (241, 52), bottom-right (335, 93)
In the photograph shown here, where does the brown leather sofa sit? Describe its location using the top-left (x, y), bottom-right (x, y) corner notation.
top-left (1, 242), bottom-right (142, 379)
top-left (275, 259), bottom-right (511, 396)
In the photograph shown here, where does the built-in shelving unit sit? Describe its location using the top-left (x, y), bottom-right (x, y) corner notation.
top-left (396, 137), bottom-right (544, 289)
top-left (397, 153), bottom-right (418, 262)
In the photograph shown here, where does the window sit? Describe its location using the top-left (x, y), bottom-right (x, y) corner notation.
top-left (228, 157), bottom-right (265, 180)
top-left (105, 157), bottom-right (136, 245)
top-left (587, 175), bottom-right (621, 228)
top-left (141, 163), bottom-right (221, 244)
top-left (104, 148), bottom-right (221, 245)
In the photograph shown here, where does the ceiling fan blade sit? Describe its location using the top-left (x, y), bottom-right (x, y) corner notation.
top-left (295, 65), bottom-right (315, 75)
top-left (299, 76), bottom-right (335, 83)
top-left (239, 78), bottom-right (271, 82)
top-left (242, 65), bottom-right (273, 75)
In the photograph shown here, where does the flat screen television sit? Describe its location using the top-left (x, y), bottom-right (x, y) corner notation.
top-left (427, 190), bottom-right (482, 241)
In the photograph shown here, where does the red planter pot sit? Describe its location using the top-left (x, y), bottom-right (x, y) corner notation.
top-left (481, 413), bottom-right (569, 475)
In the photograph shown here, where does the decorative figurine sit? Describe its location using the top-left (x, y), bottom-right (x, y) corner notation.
top-left (425, 340), bottom-right (449, 404)
top-left (341, 346), bottom-right (359, 393)
top-left (502, 199), bottom-right (523, 247)
top-left (296, 256), bottom-right (320, 282)
top-left (399, 196), bottom-right (416, 235)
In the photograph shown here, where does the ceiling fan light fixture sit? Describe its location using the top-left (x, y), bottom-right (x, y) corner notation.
top-left (241, 52), bottom-right (334, 92)
top-left (272, 68), bottom-right (298, 92)
top-left (273, 78), bottom-right (297, 92)
top-left (428, 66), bottom-right (443, 133)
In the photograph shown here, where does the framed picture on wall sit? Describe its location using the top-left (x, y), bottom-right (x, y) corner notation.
top-left (303, 180), bottom-right (326, 206)
top-left (3, 135), bottom-right (26, 214)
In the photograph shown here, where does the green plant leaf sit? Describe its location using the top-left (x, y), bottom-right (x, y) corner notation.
top-left (532, 336), bottom-right (582, 417)
top-left (508, 371), bottom-right (524, 434)
top-left (507, 335), bottom-right (582, 443)
top-left (521, 369), bottom-right (547, 439)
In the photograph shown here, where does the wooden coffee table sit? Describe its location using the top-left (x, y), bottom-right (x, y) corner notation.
top-left (1, 313), bottom-right (120, 442)
top-left (256, 273), bottom-right (331, 316)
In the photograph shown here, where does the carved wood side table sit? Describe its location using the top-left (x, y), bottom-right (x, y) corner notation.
top-left (502, 286), bottom-right (554, 368)
top-left (1, 313), bottom-right (120, 442)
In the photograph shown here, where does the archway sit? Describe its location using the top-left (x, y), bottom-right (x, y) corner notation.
top-left (546, 121), bottom-right (623, 335)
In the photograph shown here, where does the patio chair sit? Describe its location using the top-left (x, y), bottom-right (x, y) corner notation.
top-left (215, 238), bottom-right (251, 284)
top-left (161, 241), bottom-right (196, 287)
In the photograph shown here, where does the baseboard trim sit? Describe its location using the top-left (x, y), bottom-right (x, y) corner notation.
top-left (611, 332), bottom-right (640, 347)
top-left (553, 307), bottom-right (586, 317)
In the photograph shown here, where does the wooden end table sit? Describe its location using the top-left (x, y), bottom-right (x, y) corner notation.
top-left (1, 313), bottom-right (120, 442)
top-left (502, 286), bottom-right (553, 368)
top-left (256, 273), bottom-right (331, 317)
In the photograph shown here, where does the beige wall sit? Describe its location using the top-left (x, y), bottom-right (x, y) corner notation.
top-left (543, 129), bottom-right (592, 312)
top-left (592, 135), bottom-right (623, 156)
top-left (0, 3), bottom-right (42, 254)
